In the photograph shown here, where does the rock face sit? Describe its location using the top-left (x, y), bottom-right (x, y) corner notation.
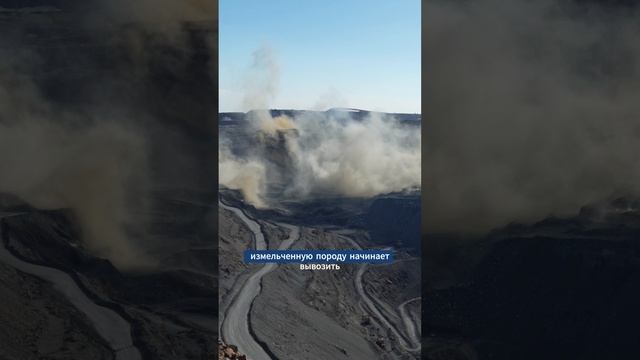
top-left (218, 340), bottom-right (248, 360)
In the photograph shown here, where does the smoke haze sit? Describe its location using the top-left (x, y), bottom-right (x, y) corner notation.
top-left (219, 139), bottom-right (267, 208)
top-left (425, 0), bottom-right (640, 233)
top-left (242, 46), bottom-right (280, 111)
top-left (219, 44), bottom-right (420, 206)
top-left (220, 111), bottom-right (421, 207)
top-left (0, 1), bottom-right (215, 269)
top-left (0, 66), bottom-right (150, 268)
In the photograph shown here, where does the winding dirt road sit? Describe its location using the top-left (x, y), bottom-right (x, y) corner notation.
top-left (0, 213), bottom-right (141, 360)
top-left (219, 204), bottom-right (420, 358)
top-left (337, 234), bottom-right (421, 353)
top-left (219, 202), bottom-right (299, 360)
top-left (399, 297), bottom-right (421, 348)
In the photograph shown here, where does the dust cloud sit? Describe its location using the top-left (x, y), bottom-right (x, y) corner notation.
top-left (424, 0), bottom-right (640, 233)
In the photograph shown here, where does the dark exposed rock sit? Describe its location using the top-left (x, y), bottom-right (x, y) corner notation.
top-left (424, 197), bottom-right (640, 359)
top-left (218, 339), bottom-right (248, 360)
top-left (366, 195), bottom-right (421, 254)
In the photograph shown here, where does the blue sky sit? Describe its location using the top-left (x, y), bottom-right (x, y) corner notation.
top-left (219, 0), bottom-right (421, 113)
